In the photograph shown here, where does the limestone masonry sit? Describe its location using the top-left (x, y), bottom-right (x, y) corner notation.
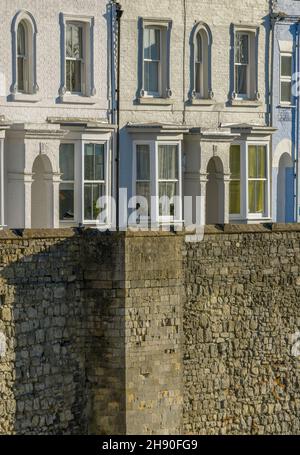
top-left (0, 226), bottom-right (300, 434)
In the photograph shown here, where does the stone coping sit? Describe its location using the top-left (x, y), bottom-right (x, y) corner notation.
top-left (0, 224), bottom-right (300, 241)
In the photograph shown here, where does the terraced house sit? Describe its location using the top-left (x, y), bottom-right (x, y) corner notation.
top-left (0, 0), bottom-right (115, 230)
top-left (0, 0), bottom-right (291, 230)
top-left (271, 0), bottom-right (300, 223)
top-left (118, 0), bottom-right (275, 227)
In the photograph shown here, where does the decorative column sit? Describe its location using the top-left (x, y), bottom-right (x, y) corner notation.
top-left (24, 172), bottom-right (34, 229)
top-left (199, 172), bottom-right (208, 226)
top-left (51, 172), bottom-right (62, 229)
top-left (223, 173), bottom-right (231, 225)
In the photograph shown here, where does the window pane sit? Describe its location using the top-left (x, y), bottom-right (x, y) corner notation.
top-left (84, 144), bottom-right (94, 180)
top-left (281, 55), bottom-right (292, 77)
top-left (159, 182), bottom-right (177, 217)
top-left (84, 183), bottom-right (105, 220)
top-left (66, 24), bottom-right (83, 58)
top-left (66, 24), bottom-right (73, 58)
top-left (95, 145), bottom-right (105, 181)
top-left (136, 182), bottom-right (151, 217)
top-left (230, 181), bottom-right (240, 214)
top-left (235, 33), bottom-right (249, 64)
top-left (249, 181), bottom-right (265, 214)
top-left (144, 61), bottom-right (159, 93)
top-left (196, 33), bottom-right (202, 63)
top-left (84, 144), bottom-right (105, 181)
top-left (195, 62), bottom-right (201, 94)
top-left (59, 183), bottom-right (74, 220)
top-left (66, 60), bottom-right (81, 93)
top-left (281, 81), bottom-right (291, 103)
top-left (248, 145), bottom-right (257, 178)
top-left (248, 145), bottom-right (267, 178)
top-left (144, 28), bottom-right (160, 60)
top-left (235, 65), bottom-right (247, 95)
top-left (136, 145), bottom-right (150, 180)
top-left (257, 146), bottom-right (266, 179)
top-left (17, 57), bottom-right (25, 92)
top-left (72, 25), bottom-right (83, 59)
top-left (17, 22), bottom-right (26, 56)
top-left (60, 144), bottom-right (75, 181)
top-left (158, 145), bottom-right (178, 180)
top-left (230, 145), bottom-right (241, 179)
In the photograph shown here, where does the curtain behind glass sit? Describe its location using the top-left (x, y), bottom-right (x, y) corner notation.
top-left (158, 145), bottom-right (178, 180)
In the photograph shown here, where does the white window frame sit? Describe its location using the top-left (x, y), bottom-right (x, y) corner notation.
top-left (195, 32), bottom-right (204, 96)
top-left (156, 142), bottom-right (182, 224)
top-left (139, 18), bottom-right (172, 100)
top-left (229, 142), bottom-right (242, 220)
top-left (132, 140), bottom-right (182, 225)
top-left (59, 143), bottom-right (76, 224)
top-left (280, 52), bottom-right (293, 105)
top-left (17, 21), bottom-right (29, 93)
top-left (59, 13), bottom-right (96, 100)
top-left (11, 10), bottom-right (39, 99)
top-left (65, 22), bottom-right (85, 95)
top-left (229, 141), bottom-right (270, 221)
top-left (82, 141), bottom-right (110, 225)
top-left (132, 141), bottom-right (154, 224)
top-left (246, 142), bottom-right (270, 219)
top-left (143, 27), bottom-right (162, 97)
top-left (234, 32), bottom-right (250, 100)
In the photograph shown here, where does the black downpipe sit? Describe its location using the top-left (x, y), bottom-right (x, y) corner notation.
top-left (115, 3), bottom-right (123, 230)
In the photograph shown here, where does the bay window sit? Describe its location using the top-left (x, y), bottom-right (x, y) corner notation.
top-left (280, 54), bottom-right (292, 104)
top-left (84, 144), bottom-right (106, 222)
top-left (59, 144), bottom-right (75, 221)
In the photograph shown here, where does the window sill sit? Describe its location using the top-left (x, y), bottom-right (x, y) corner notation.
top-left (60, 94), bottom-right (98, 105)
top-left (229, 99), bottom-right (262, 107)
top-left (138, 97), bottom-right (174, 106)
top-left (189, 98), bottom-right (216, 106)
top-left (278, 104), bottom-right (296, 109)
top-left (11, 93), bottom-right (41, 103)
top-left (230, 216), bottom-right (271, 223)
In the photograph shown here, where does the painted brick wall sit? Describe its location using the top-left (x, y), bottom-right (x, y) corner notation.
top-left (0, 0), bottom-right (109, 123)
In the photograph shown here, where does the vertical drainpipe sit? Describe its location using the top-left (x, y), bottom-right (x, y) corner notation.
top-left (269, 14), bottom-right (275, 221)
top-left (296, 22), bottom-right (300, 222)
top-left (0, 138), bottom-right (4, 229)
top-left (115, 3), bottom-right (123, 230)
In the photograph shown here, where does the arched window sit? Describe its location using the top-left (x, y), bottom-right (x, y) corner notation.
top-left (191, 23), bottom-right (213, 101)
top-left (11, 10), bottom-right (38, 99)
top-left (17, 21), bottom-right (28, 92)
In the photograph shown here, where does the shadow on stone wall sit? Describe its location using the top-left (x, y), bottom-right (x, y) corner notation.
top-left (0, 230), bottom-right (126, 435)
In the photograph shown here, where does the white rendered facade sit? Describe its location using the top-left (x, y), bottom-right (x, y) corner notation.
top-left (118, 0), bottom-right (275, 227)
top-left (0, 0), bottom-right (115, 229)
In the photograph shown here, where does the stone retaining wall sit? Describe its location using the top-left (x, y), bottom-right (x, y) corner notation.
top-left (0, 226), bottom-right (300, 434)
